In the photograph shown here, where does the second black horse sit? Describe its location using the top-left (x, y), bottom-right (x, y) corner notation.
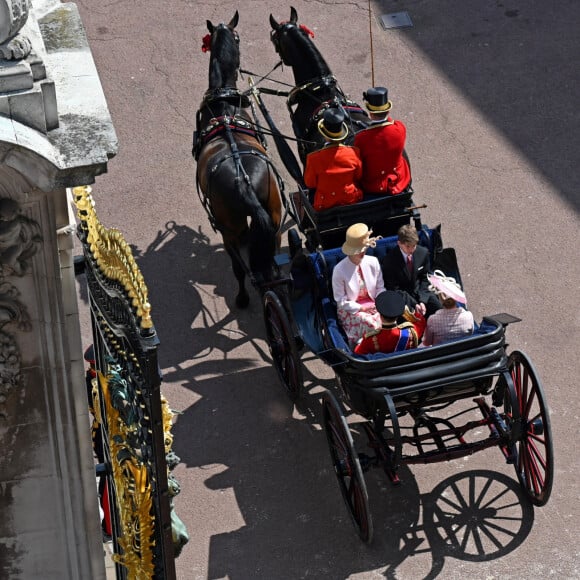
top-left (269, 6), bottom-right (369, 163)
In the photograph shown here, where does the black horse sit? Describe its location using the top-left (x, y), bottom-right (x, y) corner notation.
top-left (269, 6), bottom-right (369, 163)
top-left (195, 12), bottom-right (283, 308)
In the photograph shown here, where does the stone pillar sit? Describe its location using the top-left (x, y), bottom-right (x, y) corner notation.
top-left (0, 2), bottom-right (117, 578)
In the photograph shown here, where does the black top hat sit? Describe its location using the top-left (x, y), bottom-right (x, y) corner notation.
top-left (375, 291), bottom-right (405, 319)
top-left (318, 107), bottom-right (349, 141)
top-left (363, 86), bottom-right (392, 114)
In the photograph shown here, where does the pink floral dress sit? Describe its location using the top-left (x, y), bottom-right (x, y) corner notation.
top-left (337, 266), bottom-right (381, 347)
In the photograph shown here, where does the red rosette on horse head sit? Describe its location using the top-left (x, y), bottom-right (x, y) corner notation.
top-left (201, 34), bottom-right (211, 52)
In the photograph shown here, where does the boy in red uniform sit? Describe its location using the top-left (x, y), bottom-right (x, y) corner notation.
top-left (354, 86), bottom-right (411, 195)
top-left (304, 107), bottom-right (363, 211)
top-left (354, 290), bottom-right (426, 355)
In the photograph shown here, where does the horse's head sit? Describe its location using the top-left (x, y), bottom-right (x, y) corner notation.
top-left (269, 7), bottom-right (327, 81)
top-left (269, 7), bottom-right (298, 65)
top-left (204, 11), bottom-right (240, 89)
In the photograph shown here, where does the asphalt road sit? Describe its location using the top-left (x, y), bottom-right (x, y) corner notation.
top-left (73, 0), bottom-right (579, 578)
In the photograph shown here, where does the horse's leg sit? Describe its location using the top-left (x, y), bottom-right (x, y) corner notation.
top-left (224, 242), bottom-right (250, 309)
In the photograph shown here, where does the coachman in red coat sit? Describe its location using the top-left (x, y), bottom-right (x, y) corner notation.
top-left (304, 108), bottom-right (363, 211)
top-left (354, 87), bottom-right (412, 195)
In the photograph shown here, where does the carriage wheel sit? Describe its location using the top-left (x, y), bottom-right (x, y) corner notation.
top-left (506, 350), bottom-right (554, 506)
top-left (321, 389), bottom-right (373, 543)
top-left (263, 290), bottom-right (303, 401)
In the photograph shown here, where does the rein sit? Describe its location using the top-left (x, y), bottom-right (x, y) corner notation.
top-left (287, 74), bottom-right (338, 106)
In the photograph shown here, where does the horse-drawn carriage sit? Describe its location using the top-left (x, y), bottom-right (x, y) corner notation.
top-left (264, 224), bottom-right (553, 542)
top-left (193, 10), bottom-right (554, 544)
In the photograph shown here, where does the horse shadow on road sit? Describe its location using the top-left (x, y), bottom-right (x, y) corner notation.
top-left (125, 220), bottom-right (276, 376)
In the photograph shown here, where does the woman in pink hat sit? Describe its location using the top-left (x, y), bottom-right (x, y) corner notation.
top-left (421, 271), bottom-right (474, 346)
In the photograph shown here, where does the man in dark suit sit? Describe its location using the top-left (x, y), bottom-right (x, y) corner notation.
top-left (381, 224), bottom-right (442, 316)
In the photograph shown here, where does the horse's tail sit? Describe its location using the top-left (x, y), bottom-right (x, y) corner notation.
top-left (238, 176), bottom-right (277, 278)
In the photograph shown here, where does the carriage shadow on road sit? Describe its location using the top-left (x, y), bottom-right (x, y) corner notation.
top-left (375, 469), bottom-right (535, 579)
top-left (171, 352), bottom-right (534, 579)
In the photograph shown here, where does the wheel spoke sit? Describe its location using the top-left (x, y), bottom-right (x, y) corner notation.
top-left (529, 432), bottom-right (545, 444)
top-left (523, 379), bottom-right (537, 420)
top-left (328, 422), bottom-right (349, 459)
top-left (527, 438), bottom-right (547, 470)
top-left (524, 441), bottom-right (545, 493)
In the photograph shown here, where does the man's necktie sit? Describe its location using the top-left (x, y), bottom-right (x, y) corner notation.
top-left (407, 254), bottom-right (413, 274)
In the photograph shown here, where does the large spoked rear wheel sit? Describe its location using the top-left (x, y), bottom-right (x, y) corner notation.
top-left (321, 389), bottom-right (373, 543)
top-left (507, 350), bottom-right (554, 506)
top-left (263, 290), bottom-right (303, 401)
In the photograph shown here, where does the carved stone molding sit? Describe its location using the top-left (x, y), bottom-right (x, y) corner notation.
top-left (0, 195), bottom-right (41, 419)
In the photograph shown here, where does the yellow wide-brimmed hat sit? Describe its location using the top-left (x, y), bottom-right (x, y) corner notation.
top-left (342, 223), bottom-right (380, 255)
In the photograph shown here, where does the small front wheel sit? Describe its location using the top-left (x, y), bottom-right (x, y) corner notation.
top-left (321, 389), bottom-right (373, 543)
top-left (263, 291), bottom-right (303, 401)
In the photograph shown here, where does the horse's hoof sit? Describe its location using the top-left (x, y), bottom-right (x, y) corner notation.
top-left (236, 293), bottom-right (250, 309)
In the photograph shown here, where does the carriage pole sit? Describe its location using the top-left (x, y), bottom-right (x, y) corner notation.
top-left (368, 0), bottom-right (375, 86)
top-left (248, 77), bottom-right (306, 189)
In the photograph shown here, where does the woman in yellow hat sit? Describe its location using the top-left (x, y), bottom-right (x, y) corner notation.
top-left (332, 223), bottom-right (385, 346)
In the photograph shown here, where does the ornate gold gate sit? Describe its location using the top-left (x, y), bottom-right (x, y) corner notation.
top-left (74, 186), bottom-right (188, 579)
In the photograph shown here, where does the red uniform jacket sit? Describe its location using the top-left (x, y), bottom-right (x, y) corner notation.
top-left (353, 119), bottom-right (411, 195)
top-left (304, 144), bottom-right (363, 211)
top-left (354, 311), bottom-right (426, 355)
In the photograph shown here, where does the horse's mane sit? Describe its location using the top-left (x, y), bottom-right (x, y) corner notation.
top-left (209, 26), bottom-right (240, 89)
top-left (286, 24), bottom-right (331, 79)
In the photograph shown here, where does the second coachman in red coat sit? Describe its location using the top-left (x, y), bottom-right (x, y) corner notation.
top-left (354, 86), bottom-right (412, 196)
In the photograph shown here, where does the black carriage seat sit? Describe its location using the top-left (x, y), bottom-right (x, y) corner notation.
top-left (296, 232), bottom-right (507, 398)
top-left (297, 187), bottom-right (418, 250)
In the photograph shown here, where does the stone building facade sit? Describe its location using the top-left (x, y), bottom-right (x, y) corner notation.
top-left (0, 1), bottom-right (118, 577)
